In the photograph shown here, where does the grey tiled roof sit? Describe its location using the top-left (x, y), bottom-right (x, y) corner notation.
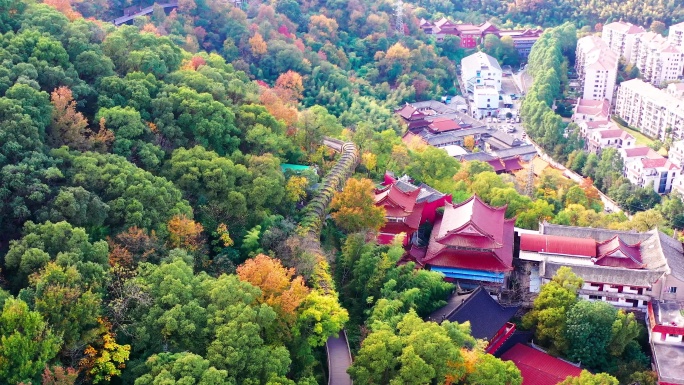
top-left (443, 287), bottom-right (518, 340)
top-left (459, 152), bottom-right (497, 162)
top-left (544, 263), bottom-right (665, 287)
top-left (492, 145), bottom-right (537, 160)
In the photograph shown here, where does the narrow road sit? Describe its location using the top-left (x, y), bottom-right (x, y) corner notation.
top-left (327, 331), bottom-right (353, 385)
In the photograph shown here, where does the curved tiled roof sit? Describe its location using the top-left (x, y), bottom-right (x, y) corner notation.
top-left (423, 196), bottom-right (514, 271)
top-left (596, 236), bottom-right (645, 268)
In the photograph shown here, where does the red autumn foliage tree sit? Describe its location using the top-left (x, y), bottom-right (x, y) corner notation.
top-left (237, 254), bottom-right (310, 324)
top-left (41, 365), bottom-right (78, 385)
top-left (107, 227), bottom-right (160, 268)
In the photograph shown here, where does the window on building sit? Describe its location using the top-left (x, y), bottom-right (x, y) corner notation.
top-left (667, 286), bottom-right (678, 293)
top-left (589, 295), bottom-right (602, 300)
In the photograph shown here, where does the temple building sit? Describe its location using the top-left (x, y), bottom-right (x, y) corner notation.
top-left (374, 174), bottom-right (451, 245)
top-left (404, 195), bottom-right (515, 289)
top-left (515, 223), bottom-right (676, 310)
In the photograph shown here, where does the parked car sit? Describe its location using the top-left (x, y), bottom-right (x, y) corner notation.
top-left (506, 126), bottom-right (516, 133)
top-left (487, 117), bottom-right (492, 123)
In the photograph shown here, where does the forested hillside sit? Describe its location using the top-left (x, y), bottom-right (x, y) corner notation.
top-left (0, 0), bottom-right (680, 383)
top-left (416, 0), bottom-right (683, 29)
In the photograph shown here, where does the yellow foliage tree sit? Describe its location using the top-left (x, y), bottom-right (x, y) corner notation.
top-left (330, 178), bottom-right (386, 233)
top-left (361, 152), bottom-right (377, 176)
top-left (79, 318), bottom-right (130, 384)
top-left (249, 32), bottom-right (267, 56)
top-left (286, 176), bottom-right (309, 203)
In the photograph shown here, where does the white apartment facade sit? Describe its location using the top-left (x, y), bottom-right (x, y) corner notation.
top-left (614, 79), bottom-right (684, 141)
top-left (575, 36), bottom-right (618, 103)
top-left (461, 52), bottom-right (502, 93)
top-left (669, 22), bottom-right (684, 51)
top-left (602, 21), bottom-right (646, 62)
top-left (603, 21), bottom-right (684, 87)
top-left (642, 40), bottom-right (684, 86)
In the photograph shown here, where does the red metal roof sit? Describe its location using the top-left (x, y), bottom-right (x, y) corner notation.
top-left (501, 344), bottom-right (582, 385)
top-left (520, 234), bottom-right (596, 257)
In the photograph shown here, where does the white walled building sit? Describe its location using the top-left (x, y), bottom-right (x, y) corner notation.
top-left (620, 146), bottom-right (679, 194)
top-left (669, 140), bottom-right (684, 170)
top-left (575, 36), bottom-right (618, 103)
top-left (602, 21), bottom-right (646, 62)
top-left (572, 99), bottom-right (611, 123)
top-left (585, 125), bottom-right (636, 154)
top-left (614, 79), bottom-right (684, 141)
top-left (461, 52), bottom-right (502, 93)
top-left (642, 39), bottom-right (684, 86)
top-left (669, 22), bottom-right (684, 51)
top-left (668, 82), bottom-right (684, 99)
top-left (603, 22), bottom-right (684, 87)
top-left (471, 85), bottom-right (499, 119)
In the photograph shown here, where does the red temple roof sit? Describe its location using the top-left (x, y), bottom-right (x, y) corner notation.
top-left (502, 157), bottom-right (524, 172)
top-left (422, 196), bottom-right (514, 272)
top-left (428, 118), bottom-right (461, 133)
top-left (520, 234), bottom-right (597, 257)
top-left (595, 236), bottom-right (645, 268)
top-left (375, 183), bottom-right (424, 231)
top-left (487, 158), bottom-right (506, 172)
top-left (501, 344), bottom-right (582, 385)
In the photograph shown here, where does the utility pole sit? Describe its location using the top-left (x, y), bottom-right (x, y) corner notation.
top-left (526, 163), bottom-right (535, 198)
top-left (395, 0), bottom-right (404, 35)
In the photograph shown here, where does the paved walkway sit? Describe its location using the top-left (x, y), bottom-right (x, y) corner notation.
top-left (327, 331), bottom-right (353, 385)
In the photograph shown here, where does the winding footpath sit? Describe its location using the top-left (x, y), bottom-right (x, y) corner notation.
top-left (302, 137), bottom-right (358, 385)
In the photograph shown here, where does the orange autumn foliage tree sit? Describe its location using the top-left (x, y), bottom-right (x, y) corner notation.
top-left (259, 86), bottom-right (299, 127)
top-left (91, 117), bottom-right (115, 153)
top-left (580, 177), bottom-right (602, 208)
top-left (237, 254), bottom-right (310, 324)
top-left (275, 70), bottom-right (304, 101)
top-left (50, 86), bottom-right (91, 150)
top-left (167, 215), bottom-right (205, 252)
top-left (44, 0), bottom-right (82, 21)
